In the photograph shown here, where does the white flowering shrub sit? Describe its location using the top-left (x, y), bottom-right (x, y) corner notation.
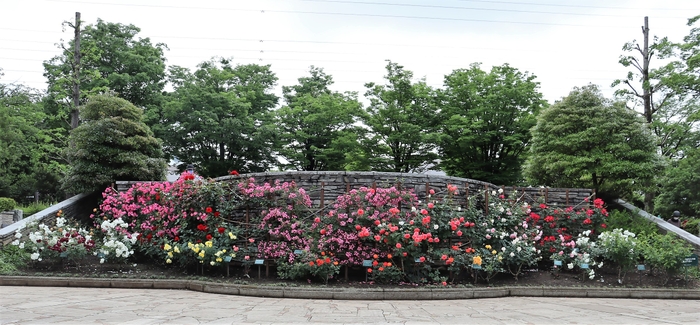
top-left (597, 228), bottom-right (638, 283)
top-left (12, 213), bottom-right (96, 263)
top-left (95, 218), bottom-right (139, 263)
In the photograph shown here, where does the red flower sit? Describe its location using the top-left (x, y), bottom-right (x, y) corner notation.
top-left (197, 224), bottom-right (208, 232)
top-left (174, 236), bottom-right (179, 242)
top-left (374, 220), bottom-right (381, 226)
top-left (593, 198), bottom-right (604, 209)
top-left (441, 254), bottom-right (447, 260)
top-left (419, 256), bottom-right (426, 263)
top-left (325, 258), bottom-right (331, 264)
top-left (206, 234), bottom-right (213, 241)
top-left (373, 235), bottom-right (381, 241)
top-left (355, 225), bottom-right (362, 231)
top-left (309, 261), bottom-right (315, 266)
top-left (218, 227), bottom-right (225, 234)
top-left (205, 207), bottom-right (213, 213)
top-left (396, 243), bottom-right (402, 249)
top-left (372, 260), bottom-right (378, 266)
top-left (601, 223), bottom-right (607, 228)
top-left (389, 207), bottom-right (400, 215)
top-left (320, 229), bottom-right (327, 235)
top-left (540, 204), bottom-right (548, 209)
top-left (583, 218), bottom-right (592, 225)
top-left (456, 230), bottom-right (463, 236)
top-left (544, 216), bottom-right (555, 223)
top-left (214, 211), bottom-right (220, 217)
top-left (428, 202), bottom-right (434, 209)
top-left (357, 208), bottom-right (365, 216)
top-left (229, 170), bottom-right (239, 176)
top-left (367, 268), bottom-right (372, 273)
top-left (314, 217), bottom-right (321, 223)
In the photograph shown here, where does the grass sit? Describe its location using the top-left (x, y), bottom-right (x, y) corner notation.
top-left (0, 245), bottom-right (29, 274)
top-left (16, 201), bottom-right (55, 216)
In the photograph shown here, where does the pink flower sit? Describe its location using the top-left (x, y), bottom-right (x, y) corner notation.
top-left (249, 238), bottom-right (255, 243)
top-left (427, 203), bottom-right (434, 209)
top-left (357, 208), bottom-right (365, 216)
top-left (244, 256), bottom-right (250, 260)
top-left (429, 189), bottom-right (435, 195)
top-left (396, 243), bottom-right (402, 249)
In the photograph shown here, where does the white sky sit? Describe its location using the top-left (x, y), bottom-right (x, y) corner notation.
top-left (1, 0), bottom-right (698, 104)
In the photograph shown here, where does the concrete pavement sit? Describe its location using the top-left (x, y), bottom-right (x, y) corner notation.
top-left (1, 286), bottom-right (698, 324)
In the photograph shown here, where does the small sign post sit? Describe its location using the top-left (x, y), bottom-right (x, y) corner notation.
top-left (255, 259), bottom-right (264, 279)
top-left (682, 254), bottom-right (698, 283)
top-left (363, 260), bottom-right (372, 281)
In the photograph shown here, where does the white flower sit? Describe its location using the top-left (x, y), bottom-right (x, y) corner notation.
top-left (30, 253), bottom-right (40, 260)
top-left (14, 232), bottom-right (22, 239)
top-left (509, 252), bottom-right (515, 257)
top-left (598, 262), bottom-right (604, 268)
top-left (501, 247), bottom-right (506, 252)
top-left (567, 263), bottom-right (574, 269)
top-left (398, 221), bottom-right (404, 226)
top-left (11, 240), bottom-right (19, 246)
top-left (457, 206), bottom-right (461, 211)
top-left (498, 188), bottom-right (503, 194)
top-left (411, 207), bottom-right (417, 212)
top-left (18, 242), bottom-right (24, 249)
top-left (210, 261), bottom-right (215, 266)
top-left (500, 218), bottom-right (506, 223)
top-left (433, 224), bottom-right (439, 230)
top-left (55, 217), bottom-right (66, 227)
top-left (100, 258), bottom-right (105, 264)
top-left (516, 246), bottom-right (521, 252)
top-left (491, 191), bottom-right (497, 196)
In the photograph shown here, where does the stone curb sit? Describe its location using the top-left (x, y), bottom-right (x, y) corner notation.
top-left (2, 276), bottom-right (699, 300)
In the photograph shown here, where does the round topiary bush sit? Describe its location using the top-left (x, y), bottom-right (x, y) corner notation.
top-left (0, 197), bottom-right (17, 212)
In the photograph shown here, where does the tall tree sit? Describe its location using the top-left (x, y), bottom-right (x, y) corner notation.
top-left (0, 81), bottom-right (64, 201)
top-left (276, 67), bottom-right (366, 171)
top-left (655, 146), bottom-right (700, 218)
top-left (361, 61), bottom-right (439, 172)
top-left (160, 58), bottom-right (279, 177)
top-left (439, 63), bottom-right (545, 185)
top-left (524, 85), bottom-right (660, 200)
top-left (43, 19), bottom-right (168, 132)
top-left (62, 95), bottom-right (166, 194)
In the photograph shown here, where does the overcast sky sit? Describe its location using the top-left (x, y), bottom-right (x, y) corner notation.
top-left (1, 0), bottom-right (698, 103)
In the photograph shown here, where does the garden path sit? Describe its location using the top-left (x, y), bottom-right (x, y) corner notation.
top-left (1, 286), bottom-right (698, 324)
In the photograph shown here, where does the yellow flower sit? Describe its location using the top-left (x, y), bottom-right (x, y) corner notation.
top-left (173, 246), bottom-right (180, 253)
top-left (198, 251), bottom-right (205, 258)
top-left (216, 257), bottom-right (223, 262)
top-left (192, 246), bottom-right (200, 253)
top-left (228, 232), bottom-right (236, 240)
top-left (210, 261), bottom-right (215, 266)
top-left (205, 241), bottom-right (213, 248)
top-left (166, 258), bottom-right (172, 264)
top-left (164, 243), bottom-right (172, 251)
top-left (187, 242), bottom-right (194, 248)
top-left (485, 245), bottom-right (492, 250)
top-left (230, 253), bottom-right (236, 258)
top-left (215, 251), bottom-right (222, 257)
top-left (473, 256), bottom-right (483, 265)
top-left (498, 255), bottom-right (503, 261)
top-left (167, 252), bottom-right (173, 258)
top-left (492, 250), bottom-right (497, 255)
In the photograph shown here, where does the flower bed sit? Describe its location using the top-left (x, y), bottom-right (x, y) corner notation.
top-left (8, 174), bottom-right (697, 287)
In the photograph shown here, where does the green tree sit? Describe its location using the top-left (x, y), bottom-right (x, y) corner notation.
top-left (160, 58), bottom-right (279, 177)
top-left (655, 146), bottom-right (700, 218)
top-left (439, 63), bottom-right (545, 185)
top-left (523, 85), bottom-right (660, 199)
top-left (276, 67), bottom-right (366, 171)
top-left (63, 95), bottom-right (166, 194)
top-left (0, 81), bottom-right (64, 201)
top-left (361, 61), bottom-right (438, 172)
top-left (43, 19), bottom-right (167, 132)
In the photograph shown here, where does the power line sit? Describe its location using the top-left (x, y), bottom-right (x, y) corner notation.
top-left (37, 0), bottom-right (640, 28)
top-left (300, 0), bottom-right (687, 18)
top-left (455, 0), bottom-right (698, 11)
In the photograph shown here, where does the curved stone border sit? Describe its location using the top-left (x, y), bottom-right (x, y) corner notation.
top-left (2, 276), bottom-right (698, 300)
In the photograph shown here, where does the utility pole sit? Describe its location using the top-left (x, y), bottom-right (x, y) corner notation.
top-left (71, 12), bottom-right (81, 129)
top-left (641, 16), bottom-right (652, 123)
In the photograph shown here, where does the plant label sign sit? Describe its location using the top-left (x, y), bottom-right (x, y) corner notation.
top-left (472, 264), bottom-right (482, 269)
top-left (682, 254), bottom-right (698, 267)
top-left (580, 264), bottom-right (589, 269)
top-left (637, 264), bottom-right (646, 271)
top-left (362, 260), bottom-right (373, 267)
top-left (224, 256), bottom-right (232, 263)
top-left (254, 259), bottom-right (264, 265)
top-left (553, 260), bottom-right (562, 266)
top-left (293, 250), bottom-right (303, 255)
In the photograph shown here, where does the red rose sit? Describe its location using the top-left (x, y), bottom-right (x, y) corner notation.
top-left (214, 211), bottom-right (220, 217)
top-left (206, 234), bottom-right (213, 241)
top-left (229, 170), bottom-right (239, 176)
top-left (205, 207), bottom-right (213, 213)
top-left (218, 227), bottom-right (225, 234)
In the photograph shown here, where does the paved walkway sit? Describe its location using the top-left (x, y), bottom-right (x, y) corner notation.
top-left (1, 286), bottom-right (698, 324)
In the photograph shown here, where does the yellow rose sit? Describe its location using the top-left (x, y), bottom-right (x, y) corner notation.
top-left (216, 258), bottom-right (223, 262)
top-left (166, 258), bottom-right (172, 264)
top-left (492, 250), bottom-right (497, 255)
top-left (198, 251), bottom-right (205, 258)
top-left (164, 243), bottom-right (172, 251)
top-left (167, 252), bottom-right (173, 258)
top-left (485, 245), bottom-right (492, 250)
top-left (228, 232), bottom-right (235, 240)
top-left (173, 246), bottom-right (180, 253)
top-left (210, 261), bottom-right (215, 266)
top-left (205, 241), bottom-right (213, 248)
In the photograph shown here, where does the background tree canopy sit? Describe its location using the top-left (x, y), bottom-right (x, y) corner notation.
top-left (63, 95), bottom-right (166, 194)
top-left (439, 63), bottom-right (545, 185)
top-left (159, 58), bottom-right (279, 177)
top-left (524, 85), bottom-right (660, 200)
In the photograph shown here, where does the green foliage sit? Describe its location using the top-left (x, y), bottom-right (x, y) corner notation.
top-left (524, 85), bottom-right (660, 199)
top-left (655, 146), bottom-right (700, 218)
top-left (0, 198), bottom-right (17, 212)
top-left (604, 210), bottom-right (658, 236)
top-left (160, 58), bottom-right (279, 177)
top-left (597, 228), bottom-right (639, 282)
top-left (276, 67), bottom-right (367, 171)
top-left (0, 245), bottom-right (29, 274)
top-left (63, 95), bottom-right (166, 193)
top-left (681, 218), bottom-right (700, 236)
top-left (439, 63), bottom-right (546, 185)
top-left (360, 61), bottom-right (439, 172)
top-left (17, 201), bottom-right (55, 216)
top-left (43, 18), bottom-right (168, 131)
top-left (638, 232), bottom-right (693, 278)
top-left (0, 83), bottom-right (65, 201)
